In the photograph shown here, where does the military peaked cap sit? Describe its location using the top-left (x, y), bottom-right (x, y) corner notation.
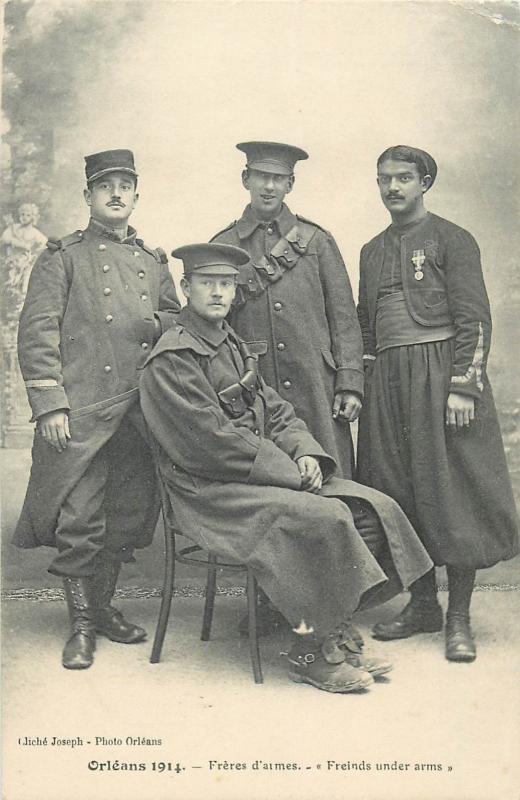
top-left (85, 149), bottom-right (138, 183)
top-left (237, 141), bottom-right (309, 175)
top-left (172, 243), bottom-right (250, 275)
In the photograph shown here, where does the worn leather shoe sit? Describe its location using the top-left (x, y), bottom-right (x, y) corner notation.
top-left (445, 613), bottom-right (476, 662)
top-left (96, 606), bottom-right (147, 644)
top-left (286, 640), bottom-right (373, 693)
top-left (372, 600), bottom-right (443, 640)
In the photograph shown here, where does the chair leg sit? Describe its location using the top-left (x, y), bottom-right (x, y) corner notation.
top-left (246, 571), bottom-right (263, 684)
top-left (150, 518), bottom-right (176, 664)
top-left (201, 553), bottom-right (218, 641)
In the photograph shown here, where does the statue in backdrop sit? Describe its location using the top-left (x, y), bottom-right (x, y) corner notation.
top-left (2, 203), bottom-right (47, 315)
top-left (1, 203), bottom-right (47, 446)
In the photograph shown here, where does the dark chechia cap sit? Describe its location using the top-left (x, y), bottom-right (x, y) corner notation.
top-left (377, 145), bottom-right (438, 189)
top-left (236, 141), bottom-right (309, 175)
top-left (171, 243), bottom-right (250, 276)
top-left (85, 149), bottom-right (138, 183)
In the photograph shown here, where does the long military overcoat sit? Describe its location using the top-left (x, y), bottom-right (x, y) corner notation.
top-left (211, 203), bottom-right (363, 478)
top-left (13, 221), bottom-right (180, 550)
top-left (140, 306), bottom-right (432, 634)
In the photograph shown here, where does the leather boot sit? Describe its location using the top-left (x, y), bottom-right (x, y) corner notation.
top-left (445, 612), bottom-right (476, 662)
top-left (62, 577), bottom-right (96, 670)
top-left (372, 600), bottom-right (443, 640)
top-left (92, 558), bottom-right (147, 644)
top-left (284, 632), bottom-right (373, 693)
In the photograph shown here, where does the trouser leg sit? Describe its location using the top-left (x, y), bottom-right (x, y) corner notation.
top-left (50, 450), bottom-right (109, 577)
top-left (447, 566), bottom-right (475, 617)
top-left (410, 567), bottom-right (439, 606)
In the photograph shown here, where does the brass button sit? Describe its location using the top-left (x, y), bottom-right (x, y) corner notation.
top-left (274, 302), bottom-right (282, 310)
top-left (134, 251), bottom-right (140, 257)
top-left (253, 428), bottom-right (260, 436)
top-left (232, 343), bottom-right (238, 350)
top-left (103, 287), bottom-right (111, 296)
top-left (141, 294), bottom-right (148, 301)
top-left (277, 342), bottom-right (285, 351)
top-left (283, 380), bottom-right (291, 389)
top-left (105, 314), bottom-right (113, 323)
top-left (104, 365), bottom-right (112, 373)
top-left (141, 342), bottom-right (149, 350)
top-left (98, 244), bottom-right (106, 251)
top-left (267, 227), bottom-right (273, 235)
top-left (102, 264), bottom-right (110, 273)
top-left (138, 271), bottom-right (145, 278)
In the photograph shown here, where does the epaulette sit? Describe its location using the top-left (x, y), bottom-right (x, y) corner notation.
top-left (135, 238), bottom-right (167, 263)
top-left (144, 323), bottom-right (211, 366)
top-left (209, 221), bottom-right (237, 241)
top-left (295, 214), bottom-right (330, 235)
top-left (46, 230), bottom-right (84, 251)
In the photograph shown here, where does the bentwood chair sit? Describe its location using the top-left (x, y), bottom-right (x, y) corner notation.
top-left (149, 451), bottom-right (263, 684)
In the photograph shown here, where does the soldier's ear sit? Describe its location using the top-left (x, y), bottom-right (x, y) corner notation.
top-left (180, 276), bottom-right (191, 300)
top-left (83, 188), bottom-right (92, 207)
top-left (241, 169), bottom-right (250, 190)
top-left (286, 175), bottom-right (295, 194)
top-left (421, 174), bottom-right (432, 193)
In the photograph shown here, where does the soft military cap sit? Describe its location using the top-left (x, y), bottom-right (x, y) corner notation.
top-left (172, 243), bottom-right (250, 275)
top-left (85, 149), bottom-right (138, 183)
top-left (237, 141), bottom-right (309, 175)
top-left (377, 145), bottom-right (438, 189)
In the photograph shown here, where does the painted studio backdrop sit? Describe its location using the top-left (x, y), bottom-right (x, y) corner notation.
top-left (1, 0), bottom-right (519, 588)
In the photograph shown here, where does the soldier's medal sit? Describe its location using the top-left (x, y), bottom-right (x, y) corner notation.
top-left (412, 249), bottom-right (426, 281)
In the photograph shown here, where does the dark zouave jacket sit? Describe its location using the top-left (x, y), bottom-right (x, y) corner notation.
top-left (13, 219), bottom-right (180, 550)
top-left (211, 203), bottom-right (363, 477)
top-left (139, 306), bottom-right (433, 634)
top-left (358, 212), bottom-right (492, 400)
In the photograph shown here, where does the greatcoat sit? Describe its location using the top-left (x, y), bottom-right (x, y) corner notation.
top-left (13, 220), bottom-right (180, 552)
top-left (211, 204), bottom-right (363, 478)
top-left (140, 306), bottom-right (433, 634)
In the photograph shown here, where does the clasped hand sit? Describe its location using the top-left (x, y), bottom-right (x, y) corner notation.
top-left (296, 456), bottom-right (323, 494)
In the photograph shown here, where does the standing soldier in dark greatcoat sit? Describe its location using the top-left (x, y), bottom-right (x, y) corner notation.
top-left (13, 149), bottom-right (180, 669)
top-left (211, 142), bottom-right (364, 634)
top-left (357, 145), bottom-right (519, 662)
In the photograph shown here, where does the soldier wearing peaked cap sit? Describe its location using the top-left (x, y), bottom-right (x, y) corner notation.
top-left (211, 141), bottom-right (364, 481)
top-left (13, 148), bottom-right (180, 670)
top-left (211, 140), bottom-right (364, 636)
top-left (140, 242), bottom-right (434, 694)
top-left (357, 145), bottom-right (519, 662)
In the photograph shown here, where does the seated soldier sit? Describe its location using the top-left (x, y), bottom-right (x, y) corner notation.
top-left (140, 243), bottom-right (433, 694)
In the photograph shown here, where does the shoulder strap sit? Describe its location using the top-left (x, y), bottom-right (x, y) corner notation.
top-left (210, 221), bottom-right (237, 241)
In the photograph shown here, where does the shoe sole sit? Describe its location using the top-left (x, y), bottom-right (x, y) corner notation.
top-left (96, 629), bottom-right (147, 644)
top-left (369, 664), bottom-right (393, 679)
top-left (288, 671), bottom-right (373, 693)
top-left (62, 661), bottom-right (93, 669)
top-left (372, 622), bottom-right (443, 641)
